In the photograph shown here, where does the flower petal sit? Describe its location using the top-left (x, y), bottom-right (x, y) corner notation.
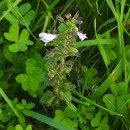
top-left (77, 32), bottom-right (87, 41)
top-left (39, 32), bottom-right (57, 45)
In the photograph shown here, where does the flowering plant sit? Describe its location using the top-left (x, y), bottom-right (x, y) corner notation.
top-left (39, 13), bottom-right (87, 103)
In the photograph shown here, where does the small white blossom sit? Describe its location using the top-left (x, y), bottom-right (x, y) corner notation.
top-left (39, 32), bottom-right (57, 46)
top-left (77, 32), bottom-right (87, 41)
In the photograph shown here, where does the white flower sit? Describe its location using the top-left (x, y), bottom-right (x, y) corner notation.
top-left (77, 32), bottom-right (87, 41)
top-left (39, 32), bottom-right (57, 46)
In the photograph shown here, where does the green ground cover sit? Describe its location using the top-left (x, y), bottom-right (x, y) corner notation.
top-left (0, 0), bottom-right (130, 130)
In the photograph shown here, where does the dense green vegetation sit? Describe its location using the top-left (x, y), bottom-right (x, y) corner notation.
top-left (0, 0), bottom-right (130, 130)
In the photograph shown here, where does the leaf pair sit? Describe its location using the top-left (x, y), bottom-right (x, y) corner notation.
top-left (4, 2), bottom-right (35, 26)
top-left (16, 59), bottom-right (44, 96)
top-left (4, 24), bottom-right (33, 52)
top-left (91, 111), bottom-right (110, 130)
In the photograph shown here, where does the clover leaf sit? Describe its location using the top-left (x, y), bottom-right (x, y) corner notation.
top-left (5, 2), bottom-right (35, 26)
top-left (16, 61), bottom-right (44, 92)
top-left (4, 24), bottom-right (33, 52)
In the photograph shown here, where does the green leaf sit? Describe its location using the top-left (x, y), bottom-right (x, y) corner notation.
top-left (4, 24), bottom-right (33, 52)
top-left (26, 125), bottom-right (32, 130)
top-left (80, 125), bottom-right (89, 130)
top-left (19, 3), bottom-right (31, 15)
top-left (54, 110), bottom-right (65, 122)
top-left (15, 125), bottom-right (23, 130)
top-left (29, 111), bottom-right (75, 130)
top-left (116, 96), bottom-right (126, 114)
top-left (26, 103), bottom-right (35, 109)
top-left (22, 99), bottom-right (27, 105)
top-left (61, 118), bottom-right (73, 127)
top-left (4, 24), bottom-right (19, 42)
top-left (103, 94), bottom-right (116, 113)
top-left (9, 43), bottom-right (19, 52)
top-left (5, 13), bottom-right (19, 24)
top-left (26, 63), bottom-right (43, 83)
top-left (3, 45), bottom-right (17, 63)
top-left (85, 112), bottom-right (93, 120)
top-left (5, 3), bottom-right (35, 26)
top-left (21, 10), bottom-right (35, 26)
top-left (16, 74), bottom-right (29, 91)
top-left (58, 23), bottom-right (68, 32)
top-left (66, 101), bottom-right (77, 112)
top-left (64, 107), bottom-right (77, 118)
top-left (110, 82), bottom-right (127, 96)
top-left (91, 112), bottom-right (102, 127)
top-left (23, 109), bottom-right (32, 116)
top-left (16, 103), bottom-right (24, 110)
top-left (16, 72), bottom-right (40, 92)
top-left (99, 116), bottom-right (109, 129)
top-left (19, 29), bottom-right (29, 41)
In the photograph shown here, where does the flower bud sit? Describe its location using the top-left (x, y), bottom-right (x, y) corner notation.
top-left (65, 13), bottom-right (72, 20)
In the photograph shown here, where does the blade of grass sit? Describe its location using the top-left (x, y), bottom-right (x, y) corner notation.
top-left (0, 88), bottom-right (19, 117)
top-left (89, 59), bottom-right (123, 100)
top-left (32, 0), bottom-right (60, 32)
top-left (106, 0), bottom-right (117, 18)
top-left (29, 111), bottom-right (76, 130)
top-left (94, 18), bottom-right (109, 71)
top-left (72, 93), bottom-right (122, 116)
top-left (76, 38), bottom-right (117, 48)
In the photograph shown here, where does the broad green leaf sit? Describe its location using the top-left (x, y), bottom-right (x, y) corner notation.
top-left (116, 96), bottom-right (126, 114)
top-left (4, 13), bottom-right (19, 24)
top-left (21, 10), bottom-right (35, 26)
top-left (91, 112), bottom-right (102, 127)
top-left (16, 74), bottom-right (29, 90)
top-left (103, 94), bottom-right (116, 113)
top-left (111, 82), bottom-right (127, 96)
top-left (26, 103), bottom-right (35, 109)
top-left (99, 116), bottom-right (109, 129)
top-left (19, 29), bottom-right (29, 41)
top-left (16, 103), bottom-right (24, 110)
top-left (22, 99), bottom-right (27, 105)
top-left (27, 76), bottom-right (38, 91)
top-left (15, 125), bottom-right (23, 130)
top-left (26, 63), bottom-right (43, 83)
top-left (110, 83), bottom-right (119, 96)
top-left (18, 113), bottom-right (25, 125)
top-left (4, 24), bottom-right (33, 52)
top-left (54, 110), bottom-right (65, 122)
top-left (18, 41), bottom-right (28, 51)
top-left (5, 3), bottom-right (35, 26)
top-left (3, 45), bottom-right (17, 63)
top-left (64, 107), bottom-right (77, 118)
top-left (4, 24), bottom-right (19, 42)
top-left (66, 101), bottom-right (77, 112)
top-left (61, 118), bottom-right (73, 127)
top-left (58, 23), bottom-right (68, 32)
top-left (19, 3), bottom-right (31, 15)
top-left (9, 43), bottom-right (19, 52)
top-left (23, 109), bottom-right (32, 116)
top-left (26, 125), bottom-right (32, 130)
top-left (85, 112), bottom-right (93, 119)
top-left (80, 125), bottom-right (89, 130)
